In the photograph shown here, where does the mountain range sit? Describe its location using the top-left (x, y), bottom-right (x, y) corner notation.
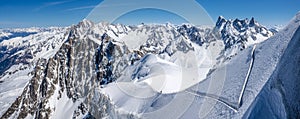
top-left (0, 13), bottom-right (299, 118)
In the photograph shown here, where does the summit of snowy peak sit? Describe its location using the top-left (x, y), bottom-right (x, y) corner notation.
top-left (216, 16), bottom-right (227, 28)
top-left (96, 21), bottom-right (110, 27)
top-left (293, 11), bottom-right (300, 24)
top-left (217, 16), bottom-right (226, 22)
top-left (216, 16), bottom-right (265, 30)
top-left (165, 22), bottom-right (175, 28)
top-left (249, 17), bottom-right (258, 27)
top-left (78, 19), bottom-right (95, 28)
top-left (218, 15), bottom-right (225, 19)
top-left (278, 12), bottom-right (300, 34)
top-left (232, 18), bottom-right (250, 30)
top-left (297, 11), bottom-right (300, 17)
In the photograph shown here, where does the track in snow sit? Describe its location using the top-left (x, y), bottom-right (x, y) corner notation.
top-left (185, 90), bottom-right (238, 112)
top-left (184, 45), bottom-right (257, 112)
top-left (237, 45), bottom-right (256, 108)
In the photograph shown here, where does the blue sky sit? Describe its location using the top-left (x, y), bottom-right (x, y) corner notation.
top-left (113, 8), bottom-right (189, 25)
top-left (0, 0), bottom-right (299, 28)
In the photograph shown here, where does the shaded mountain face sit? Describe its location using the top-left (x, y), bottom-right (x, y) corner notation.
top-left (0, 16), bottom-right (275, 118)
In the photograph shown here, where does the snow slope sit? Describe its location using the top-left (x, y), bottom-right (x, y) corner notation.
top-left (244, 13), bottom-right (300, 119)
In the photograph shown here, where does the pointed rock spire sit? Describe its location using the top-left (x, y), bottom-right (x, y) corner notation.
top-left (249, 17), bottom-right (256, 27)
top-left (216, 16), bottom-right (227, 28)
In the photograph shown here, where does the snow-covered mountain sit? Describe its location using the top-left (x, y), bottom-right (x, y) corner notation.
top-left (0, 28), bottom-right (61, 43)
top-left (215, 16), bottom-right (274, 59)
top-left (0, 13), bottom-right (291, 119)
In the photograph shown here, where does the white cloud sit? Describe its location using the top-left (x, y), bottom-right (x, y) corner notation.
top-left (34, 0), bottom-right (72, 11)
top-left (64, 5), bottom-right (96, 11)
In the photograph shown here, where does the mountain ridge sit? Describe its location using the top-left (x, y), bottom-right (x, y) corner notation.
top-left (0, 16), bottom-right (280, 118)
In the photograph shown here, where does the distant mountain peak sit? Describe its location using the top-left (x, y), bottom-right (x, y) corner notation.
top-left (294, 11), bottom-right (300, 23)
top-left (249, 17), bottom-right (258, 27)
top-left (213, 16), bottom-right (274, 58)
top-left (297, 11), bottom-right (300, 17)
top-left (78, 19), bottom-right (94, 28)
top-left (216, 16), bottom-right (227, 28)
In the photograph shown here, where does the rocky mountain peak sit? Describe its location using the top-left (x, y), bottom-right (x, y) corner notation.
top-left (249, 17), bottom-right (258, 27)
top-left (216, 16), bottom-right (227, 28)
top-left (78, 19), bottom-right (94, 28)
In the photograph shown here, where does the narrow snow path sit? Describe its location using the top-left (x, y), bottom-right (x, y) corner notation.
top-left (185, 90), bottom-right (238, 112)
top-left (183, 45), bottom-right (257, 112)
top-left (237, 45), bottom-right (256, 108)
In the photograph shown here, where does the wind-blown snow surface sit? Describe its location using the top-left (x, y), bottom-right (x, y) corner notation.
top-left (0, 16), bottom-right (279, 119)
